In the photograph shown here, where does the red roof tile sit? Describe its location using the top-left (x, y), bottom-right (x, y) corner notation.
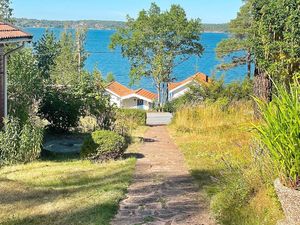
top-left (169, 72), bottom-right (210, 91)
top-left (106, 81), bottom-right (133, 97)
top-left (135, 89), bottom-right (157, 100)
top-left (0, 22), bottom-right (32, 42)
top-left (106, 81), bottom-right (157, 101)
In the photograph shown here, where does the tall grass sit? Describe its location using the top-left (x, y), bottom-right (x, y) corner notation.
top-left (169, 101), bottom-right (283, 225)
top-left (254, 83), bottom-right (300, 189)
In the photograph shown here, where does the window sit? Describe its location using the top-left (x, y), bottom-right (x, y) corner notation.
top-left (137, 99), bottom-right (144, 106)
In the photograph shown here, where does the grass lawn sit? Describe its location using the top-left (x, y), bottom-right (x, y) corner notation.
top-left (0, 126), bottom-right (148, 225)
top-left (169, 103), bottom-right (283, 225)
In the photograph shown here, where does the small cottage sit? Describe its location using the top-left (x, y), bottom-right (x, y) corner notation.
top-left (106, 81), bottom-right (157, 110)
top-left (168, 72), bottom-right (210, 101)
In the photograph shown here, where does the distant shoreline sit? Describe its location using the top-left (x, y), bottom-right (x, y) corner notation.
top-left (24, 27), bottom-right (228, 34)
top-left (15, 18), bottom-right (229, 33)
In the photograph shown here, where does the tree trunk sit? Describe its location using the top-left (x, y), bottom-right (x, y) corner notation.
top-left (247, 51), bottom-right (251, 79)
top-left (157, 86), bottom-right (161, 112)
top-left (166, 82), bottom-right (169, 103)
top-left (253, 66), bottom-right (272, 118)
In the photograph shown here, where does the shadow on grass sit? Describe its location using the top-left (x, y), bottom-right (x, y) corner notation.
top-left (0, 164), bottom-right (134, 225)
top-left (41, 149), bottom-right (80, 162)
top-left (1, 202), bottom-right (117, 225)
top-left (190, 169), bottom-right (222, 197)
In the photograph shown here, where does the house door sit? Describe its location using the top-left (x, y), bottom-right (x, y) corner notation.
top-left (137, 99), bottom-right (144, 109)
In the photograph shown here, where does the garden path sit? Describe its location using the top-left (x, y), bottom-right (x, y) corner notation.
top-left (111, 126), bottom-right (215, 225)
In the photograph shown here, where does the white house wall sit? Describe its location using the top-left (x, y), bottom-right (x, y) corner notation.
top-left (109, 92), bottom-right (122, 107)
top-left (122, 98), bottom-right (151, 110)
top-left (169, 84), bottom-right (190, 101)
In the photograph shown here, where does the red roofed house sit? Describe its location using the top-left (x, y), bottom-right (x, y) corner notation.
top-left (0, 22), bottom-right (33, 124)
top-left (106, 81), bottom-right (157, 110)
top-left (168, 72), bottom-right (210, 101)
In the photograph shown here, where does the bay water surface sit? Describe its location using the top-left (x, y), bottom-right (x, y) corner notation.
top-left (26, 28), bottom-right (247, 92)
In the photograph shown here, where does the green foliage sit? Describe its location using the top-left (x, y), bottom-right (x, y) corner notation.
top-left (34, 30), bottom-right (60, 79)
top-left (0, 0), bottom-right (13, 22)
top-left (50, 31), bottom-right (80, 86)
top-left (250, 0), bottom-right (300, 83)
top-left (116, 109), bottom-right (146, 126)
top-left (106, 72), bottom-right (115, 83)
top-left (171, 103), bottom-right (283, 225)
top-left (80, 130), bottom-right (127, 161)
top-left (216, 1), bottom-right (253, 77)
top-left (211, 170), bottom-right (253, 225)
top-left (0, 117), bottom-right (43, 166)
top-left (38, 87), bottom-right (83, 132)
top-left (254, 83), bottom-right (300, 189)
top-left (167, 76), bottom-right (253, 111)
top-left (110, 3), bottom-right (203, 105)
top-left (114, 109), bottom-right (146, 137)
top-left (75, 26), bottom-right (89, 70)
top-left (7, 48), bottom-right (43, 123)
top-left (75, 69), bottom-right (116, 130)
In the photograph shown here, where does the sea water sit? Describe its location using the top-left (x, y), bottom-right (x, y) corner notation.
top-left (26, 28), bottom-right (247, 92)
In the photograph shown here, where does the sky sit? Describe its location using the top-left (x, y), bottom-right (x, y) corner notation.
top-left (12, 0), bottom-right (243, 24)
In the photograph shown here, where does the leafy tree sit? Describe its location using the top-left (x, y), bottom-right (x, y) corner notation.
top-left (250, 0), bottom-right (300, 114)
top-left (34, 30), bottom-right (60, 79)
top-left (110, 3), bottom-right (204, 106)
top-left (38, 87), bottom-right (83, 132)
top-left (76, 69), bottom-right (115, 130)
top-left (50, 29), bottom-right (89, 86)
top-left (50, 31), bottom-right (79, 86)
top-left (106, 72), bottom-right (115, 83)
top-left (0, 0), bottom-right (13, 22)
top-left (7, 48), bottom-right (43, 123)
top-left (216, 1), bottom-right (253, 78)
top-left (251, 0), bottom-right (300, 83)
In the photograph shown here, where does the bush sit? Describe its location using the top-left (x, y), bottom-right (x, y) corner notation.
top-left (116, 109), bottom-right (146, 126)
top-left (113, 109), bottom-right (146, 137)
top-left (80, 130), bottom-right (127, 161)
top-left (0, 117), bottom-right (43, 166)
top-left (254, 83), bottom-right (300, 189)
top-left (38, 87), bottom-right (83, 132)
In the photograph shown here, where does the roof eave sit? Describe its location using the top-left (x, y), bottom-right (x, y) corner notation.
top-left (0, 37), bottom-right (32, 44)
top-left (105, 88), bottom-right (122, 98)
top-left (169, 80), bottom-right (194, 93)
top-left (121, 93), bottom-right (155, 103)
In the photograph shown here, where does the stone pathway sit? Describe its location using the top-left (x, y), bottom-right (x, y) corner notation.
top-left (111, 126), bottom-right (216, 225)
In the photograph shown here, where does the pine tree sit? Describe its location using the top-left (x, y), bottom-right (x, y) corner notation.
top-left (34, 30), bottom-right (60, 80)
top-left (50, 31), bottom-right (79, 86)
top-left (216, 1), bottom-right (253, 78)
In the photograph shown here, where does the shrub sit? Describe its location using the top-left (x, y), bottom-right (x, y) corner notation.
top-left (116, 109), bottom-right (146, 126)
top-left (254, 83), bottom-right (300, 189)
top-left (114, 109), bottom-right (146, 137)
top-left (80, 130), bottom-right (127, 161)
top-left (0, 117), bottom-right (43, 166)
top-left (38, 87), bottom-right (83, 132)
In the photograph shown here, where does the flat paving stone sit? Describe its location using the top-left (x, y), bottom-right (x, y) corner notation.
top-left (111, 126), bottom-right (216, 225)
